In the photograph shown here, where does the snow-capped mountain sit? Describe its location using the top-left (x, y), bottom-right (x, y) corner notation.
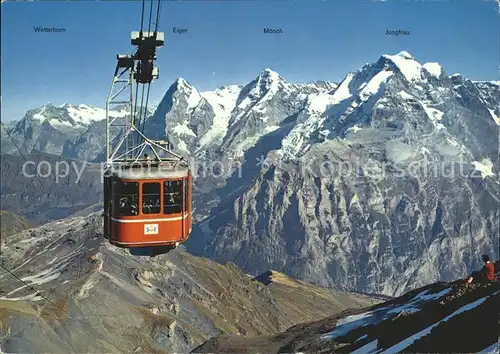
top-left (147, 69), bottom-right (338, 159)
top-left (1, 73), bottom-right (337, 162)
top-left (279, 51), bottom-right (498, 160)
top-left (0, 103), bottom-right (130, 158)
top-left (186, 51), bottom-right (500, 297)
top-left (1, 51), bottom-right (498, 299)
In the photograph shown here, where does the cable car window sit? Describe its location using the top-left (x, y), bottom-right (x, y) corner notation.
top-left (118, 182), bottom-right (138, 216)
top-left (142, 182), bottom-right (161, 214)
top-left (184, 178), bottom-right (188, 212)
top-left (164, 180), bottom-right (182, 214)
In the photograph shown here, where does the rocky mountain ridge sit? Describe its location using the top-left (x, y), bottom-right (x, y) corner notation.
top-left (194, 263), bottom-right (500, 353)
top-left (0, 152), bottom-right (103, 224)
top-left (186, 51), bottom-right (500, 297)
top-left (0, 212), bottom-right (378, 353)
top-left (2, 51), bottom-right (498, 299)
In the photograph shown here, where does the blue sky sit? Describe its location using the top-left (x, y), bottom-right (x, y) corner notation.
top-left (1, 0), bottom-right (498, 121)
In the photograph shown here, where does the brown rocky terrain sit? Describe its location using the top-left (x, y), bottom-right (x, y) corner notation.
top-left (0, 212), bottom-right (379, 353)
top-left (194, 261), bottom-right (500, 353)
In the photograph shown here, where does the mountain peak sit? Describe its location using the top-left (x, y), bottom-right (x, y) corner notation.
top-left (42, 102), bottom-right (55, 109)
top-left (259, 68), bottom-right (281, 81)
top-left (381, 51), bottom-right (422, 82)
top-left (253, 68), bottom-right (284, 90)
top-left (395, 50), bottom-right (413, 59)
top-left (166, 77), bottom-right (202, 112)
top-left (175, 77), bottom-right (193, 88)
top-left (381, 51), bottom-right (416, 63)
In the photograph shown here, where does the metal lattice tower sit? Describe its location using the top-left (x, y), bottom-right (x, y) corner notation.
top-left (105, 31), bottom-right (186, 170)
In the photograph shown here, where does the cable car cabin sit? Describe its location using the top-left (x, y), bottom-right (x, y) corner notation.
top-left (103, 162), bottom-right (192, 256)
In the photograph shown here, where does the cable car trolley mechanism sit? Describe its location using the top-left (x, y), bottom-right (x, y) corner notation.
top-left (103, 0), bottom-right (192, 257)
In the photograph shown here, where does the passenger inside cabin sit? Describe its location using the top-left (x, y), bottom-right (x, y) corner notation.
top-left (142, 198), bottom-right (160, 213)
top-left (120, 196), bottom-right (138, 216)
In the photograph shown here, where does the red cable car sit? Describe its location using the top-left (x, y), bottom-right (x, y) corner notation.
top-left (103, 13), bottom-right (192, 256)
top-left (103, 161), bottom-right (192, 253)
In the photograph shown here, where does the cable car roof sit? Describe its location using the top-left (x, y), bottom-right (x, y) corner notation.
top-left (106, 160), bottom-right (189, 179)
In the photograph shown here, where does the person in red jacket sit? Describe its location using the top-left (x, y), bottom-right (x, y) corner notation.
top-left (465, 254), bottom-right (495, 284)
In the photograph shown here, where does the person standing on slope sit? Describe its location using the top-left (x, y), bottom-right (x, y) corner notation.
top-left (464, 254), bottom-right (495, 285)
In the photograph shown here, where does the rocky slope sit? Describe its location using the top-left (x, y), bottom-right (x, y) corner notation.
top-left (187, 51), bottom-right (500, 297)
top-left (0, 152), bottom-right (103, 224)
top-left (0, 212), bottom-right (378, 353)
top-left (0, 211), bottom-right (31, 238)
top-left (194, 263), bottom-right (500, 353)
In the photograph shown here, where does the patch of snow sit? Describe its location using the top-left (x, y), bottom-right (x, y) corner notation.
top-left (307, 93), bottom-right (337, 113)
top-left (395, 50), bottom-right (413, 59)
top-left (472, 159), bottom-right (495, 178)
top-left (351, 340), bottom-right (379, 354)
top-left (383, 294), bottom-right (494, 353)
top-left (359, 70), bottom-right (393, 99)
top-left (49, 119), bottom-right (73, 128)
top-left (476, 343), bottom-right (500, 354)
top-left (321, 311), bottom-right (381, 340)
top-left (237, 96), bottom-right (254, 111)
top-left (176, 140), bottom-right (189, 152)
top-left (20, 269), bottom-right (60, 284)
top-left (32, 105), bottom-right (48, 121)
top-left (33, 113), bottom-right (45, 121)
top-left (383, 51), bottom-right (422, 82)
top-left (332, 73), bottom-right (354, 101)
top-left (421, 103), bottom-right (444, 121)
top-left (384, 288), bottom-right (451, 316)
top-left (346, 125), bottom-right (363, 133)
top-left (67, 104), bottom-right (127, 125)
top-left (0, 293), bottom-right (44, 301)
top-left (413, 288), bottom-right (452, 302)
top-left (199, 85), bottom-right (241, 147)
top-left (172, 123), bottom-right (196, 137)
top-left (487, 108), bottom-right (500, 125)
top-left (355, 334), bottom-right (368, 342)
top-left (4, 267), bottom-right (61, 297)
top-left (177, 78), bottom-right (202, 111)
top-left (423, 62), bottom-right (442, 78)
top-left (399, 91), bottom-right (413, 100)
top-left (19, 237), bottom-right (40, 245)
